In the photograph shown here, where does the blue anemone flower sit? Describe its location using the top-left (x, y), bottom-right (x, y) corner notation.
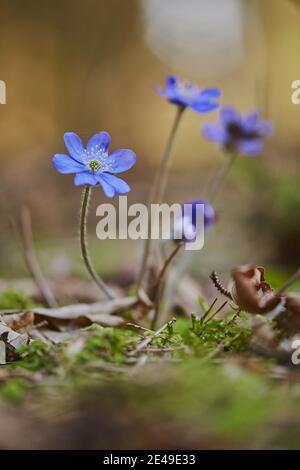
top-left (202, 106), bottom-right (272, 156)
top-left (173, 198), bottom-right (216, 243)
top-left (156, 75), bottom-right (221, 113)
top-left (52, 132), bottom-right (136, 197)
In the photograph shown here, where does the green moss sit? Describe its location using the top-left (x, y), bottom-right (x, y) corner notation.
top-left (0, 317), bottom-right (298, 448)
top-left (75, 326), bottom-right (138, 365)
top-left (125, 359), bottom-right (283, 446)
top-left (0, 378), bottom-right (29, 405)
top-left (0, 289), bottom-right (34, 309)
top-left (17, 340), bottom-right (59, 373)
top-left (173, 315), bottom-right (251, 357)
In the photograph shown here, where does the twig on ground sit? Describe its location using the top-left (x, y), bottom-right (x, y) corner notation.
top-left (131, 317), bottom-right (177, 354)
top-left (126, 323), bottom-right (153, 334)
top-left (204, 333), bottom-right (241, 360)
top-left (0, 297), bottom-right (137, 325)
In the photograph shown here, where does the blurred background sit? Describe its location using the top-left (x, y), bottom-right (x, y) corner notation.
top-left (0, 0), bottom-right (300, 287)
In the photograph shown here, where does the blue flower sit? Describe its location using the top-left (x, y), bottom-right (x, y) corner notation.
top-left (52, 132), bottom-right (136, 197)
top-left (173, 198), bottom-right (216, 243)
top-left (156, 75), bottom-right (221, 113)
top-left (202, 106), bottom-right (272, 156)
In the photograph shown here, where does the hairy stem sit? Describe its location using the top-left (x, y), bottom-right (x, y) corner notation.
top-left (151, 243), bottom-right (182, 329)
top-left (137, 105), bottom-right (185, 291)
top-left (207, 152), bottom-right (238, 202)
top-left (80, 186), bottom-right (115, 300)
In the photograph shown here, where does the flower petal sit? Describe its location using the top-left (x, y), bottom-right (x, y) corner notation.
top-left (238, 139), bottom-right (263, 156)
top-left (74, 172), bottom-right (98, 186)
top-left (190, 100), bottom-right (219, 113)
top-left (220, 106), bottom-right (241, 125)
top-left (106, 149), bottom-right (136, 173)
top-left (202, 123), bottom-right (228, 145)
top-left (155, 84), bottom-right (166, 97)
top-left (258, 120), bottom-right (273, 137)
top-left (183, 198), bottom-right (216, 230)
top-left (64, 132), bottom-right (84, 162)
top-left (199, 88), bottom-right (221, 100)
top-left (87, 131), bottom-right (111, 154)
top-left (52, 154), bottom-right (85, 174)
top-left (156, 76), bottom-right (189, 107)
top-left (166, 75), bottom-right (177, 87)
top-left (97, 175), bottom-right (116, 197)
top-left (243, 111), bottom-right (260, 130)
top-left (100, 173), bottom-right (130, 194)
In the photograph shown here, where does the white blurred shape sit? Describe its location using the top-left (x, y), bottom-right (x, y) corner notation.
top-left (142, 0), bottom-right (245, 76)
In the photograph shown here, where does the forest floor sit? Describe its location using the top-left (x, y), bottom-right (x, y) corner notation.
top-left (1, 285), bottom-right (300, 450)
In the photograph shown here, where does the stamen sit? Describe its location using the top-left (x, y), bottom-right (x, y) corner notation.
top-left (81, 147), bottom-right (113, 174)
top-left (89, 160), bottom-right (101, 172)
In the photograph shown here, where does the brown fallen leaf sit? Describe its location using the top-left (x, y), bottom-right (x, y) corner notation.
top-left (229, 265), bottom-right (283, 315)
top-left (212, 265), bottom-right (300, 335)
top-left (0, 311), bottom-right (34, 331)
top-left (0, 277), bottom-right (124, 303)
top-left (31, 297), bottom-right (135, 327)
top-left (0, 323), bottom-right (29, 363)
top-left (0, 297), bottom-right (136, 331)
top-left (0, 341), bottom-right (6, 365)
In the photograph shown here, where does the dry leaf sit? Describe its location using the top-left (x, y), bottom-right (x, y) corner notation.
top-left (30, 297), bottom-right (134, 328)
top-left (1, 311), bottom-right (34, 331)
top-left (33, 297), bottom-right (135, 321)
top-left (0, 341), bottom-right (6, 365)
top-left (229, 265), bottom-right (283, 314)
top-left (0, 323), bottom-right (29, 363)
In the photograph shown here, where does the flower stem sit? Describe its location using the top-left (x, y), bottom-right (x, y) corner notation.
top-left (207, 152), bottom-right (238, 202)
top-left (137, 105), bottom-right (185, 291)
top-left (79, 186), bottom-right (115, 300)
top-left (151, 242), bottom-right (182, 329)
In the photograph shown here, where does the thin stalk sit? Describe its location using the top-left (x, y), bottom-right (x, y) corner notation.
top-left (18, 207), bottom-right (57, 308)
top-left (79, 186), bottom-right (115, 300)
top-left (277, 268), bottom-right (300, 295)
top-left (200, 297), bottom-right (218, 323)
top-left (151, 243), bottom-right (182, 329)
top-left (204, 300), bottom-right (228, 323)
top-left (155, 106), bottom-right (185, 204)
top-left (226, 308), bottom-right (242, 326)
top-left (137, 105), bottom-right (185, 291)
top-left (207, 152), bottom-right (238, 202)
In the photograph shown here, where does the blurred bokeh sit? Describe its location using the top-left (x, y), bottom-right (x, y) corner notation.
top-left (0, 0), bottom-right (300, 283)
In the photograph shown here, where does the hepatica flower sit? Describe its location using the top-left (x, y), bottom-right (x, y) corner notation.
top-left (202, 106), bottom-right (272, 156)
top-left (173, 198), bottom-right (216, 243)
top-left (156, 75), bottom-right (221, 113)
top-left (52, 132), bottom-right (136, 197)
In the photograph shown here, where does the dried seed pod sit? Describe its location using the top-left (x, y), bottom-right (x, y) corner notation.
top-left (210, 271), bottom-right (232, 299)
